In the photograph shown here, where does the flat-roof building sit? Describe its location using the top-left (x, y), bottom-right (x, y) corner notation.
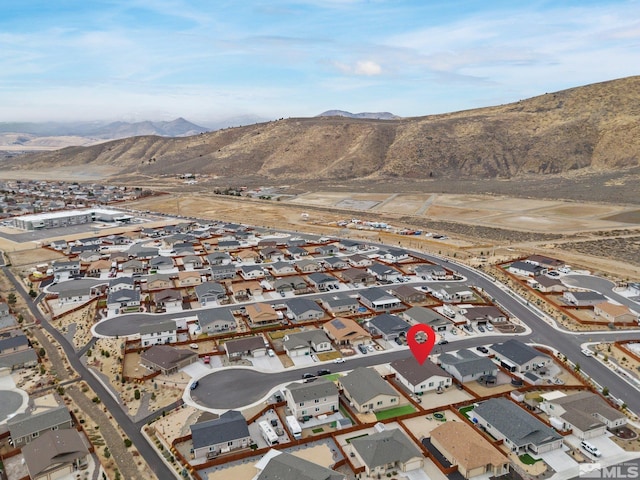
top-left (12, 208), bottom-right (131, 230)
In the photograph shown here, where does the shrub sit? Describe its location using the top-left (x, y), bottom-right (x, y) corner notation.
top-left (124, 439), bottom-right (132, 448)
top-left (134, 389), bottom-right (140, 400)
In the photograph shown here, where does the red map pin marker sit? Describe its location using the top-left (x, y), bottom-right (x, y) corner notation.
top-left (407, 324), bottom-right (436, 365)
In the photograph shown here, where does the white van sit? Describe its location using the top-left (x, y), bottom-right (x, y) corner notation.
top-left (580, 440), bottom-right (602, 457)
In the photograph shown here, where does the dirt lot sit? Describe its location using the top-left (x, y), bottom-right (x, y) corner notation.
top-left (124, 191), bottom-right (640, 280)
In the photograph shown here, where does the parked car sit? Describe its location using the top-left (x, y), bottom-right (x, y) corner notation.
top-left (302, 373), bottom-right (315, 379)
top-left (367, 344), bottom-right (375, 352)
top-left (317, 369), bottom-right (331, 376)
top-left (334, 358), bottom-right (345, 364)
top-left (476, 346), bottom-right (489, 354)
top-left (477, 325), bottom-right (486, 333)
top-left (358, 344), bottom-right (368, 354)
top-left (485, 323), bottom-right (494, 331)
top-left (438, 340), bottom-right (449, 345)
top-left (190, 380), bottom-right (199, 390)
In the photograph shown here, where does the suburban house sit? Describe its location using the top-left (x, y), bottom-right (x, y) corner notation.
top-left (146, 273), bottom-right (174, 291)
top-left (507, 261), bottom-right (546, 277)
top-left (246, 303), bottom-right (280, 327)
top-left (439, 349), bottom-right (498, 383)
top-left (315, 244), bottom-right (338, 256)
top-left (197, 309), bottom-right (237, 335)
top-left (240, 265), bottom-right (266, 280)
top-left (86, 259), bottom-right (112, 277)
top-left (430, 421), bottom-right (510, 479)
top-left (52, 260), bottom-right (80, 282)
top-left (287, 246), bottom-right (309, 258)
top-left (139, 319), bottom-right (177, 346)
top-left (490, 339), bottom-right (551, 373)
top-left (307, 272), bottom-right (340, 291)
top-left (295, 259), bottom-right (322, 273)
top-left (149, 255), bottom-right (175, 272)
top-left (390, 357), bottom-right (452, 394)
top-left (209, 264), bottom-right (237, 281)
top-left (366, 314), bottom-right (410, 342)
top-left (286, 298), bottom-right (325, 322)
top-left (539, 390), bottom-right (627, 439)
top-left (359, 287), bottom-right (401, 312)
top-left (284, 379), bottom-right (339, 421)
top-left (391, 285), bottom-right (426, 304)
top-left (106, 289), bottom-right (140, 313)
top-left (140, 345), bottom-right (198, 375)
top-left (0, 348), bottom-right (38, 371)
top-left (269, 261), bottom-right (297, 275)
top-left (254, 450), bottom-right (345, 480)
top-left (385, 248), bottom-right (411, 262)
top-left (321, 297), bottom-right (360, 315)
top-left (273, 276), bottom-right (307, 294)
top-left (347, 254), bottom-right (372, 267)
top-left (401, 306), bottom-right (452, 333)
top-left (339, 268), bottom-right (375, 285)
top-left (195, 281), bottom-right (228, 306)
top-left (338, 367), bottom-right (399, 413)
top-left (152, 289), bottom-right (182, 310)
top-left (235, 249), bottom-right (259, 263)
top-left (414, 264), bottom-right (447, 280)
top-left (206, 252), bottom-right (233, 266)
top-left (224, 336), bottom-right (267, 359)
top-left (349, 427), bottom-right (423, 476)
top-left (323, 317), bottom-right (371, 346)
top-left (190, 410), bottom-right (252, 460)
top-left (525, 254), bottom-right (565, 269)
top-left (177, 270), bottom-right (203, 287)
top-left (121, 259), bottom-right (144, 274)
top-left (367, 262), bottom-right (403, 282)
top-left (56, 287), bottom-right (95, 306)
top-left (321, 256), bottom-right (348, 271)
top-left (8, 394), bottom-right (73, 448)
top-left (463, 306), bottom-right (508, 326)
top-left (471, 397), bottom-right (563, 454)
top-left (109, 276), bottom-right (136, 292)
top-left (22, 429), bottom-right (90, 480)
top-left (339, 239), bottom-right (365, 252)
top-left (562, 291), bottom-right (608, 306)
top-left (217, 239), bottom-right (241, 251)
top-left (531, 276), bottom-right (565, 293)
top-left (230, 280), bottom-right (263, 300)
top-left (283, 329), bottom-right (332, 357)
top-left (182, 255), bottom-right (204, 270)
top-left (594, 302), bottom-right (638, 323)
top-left (260, 247), bottom-right (286, 262)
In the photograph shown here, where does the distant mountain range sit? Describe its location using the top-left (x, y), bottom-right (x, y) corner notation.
top-left (3, 76), bottom-right (640, 183)
top-left (317, 110), bottom-right (400, 120)
top-left (0, 117), bottom-right (208, 140)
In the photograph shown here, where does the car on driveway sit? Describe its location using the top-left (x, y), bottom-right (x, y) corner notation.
top-left (476, 346), bottom-right (489, 354)
top-left (477, 325), bottom-right (486, 333)
top-left (358, 344), bottom-right (368, 354)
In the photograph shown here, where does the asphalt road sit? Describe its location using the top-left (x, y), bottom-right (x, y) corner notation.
top-left (0, 261), bottom-right (177, 480)
top-left (187, 247), bottom-right (640, 414)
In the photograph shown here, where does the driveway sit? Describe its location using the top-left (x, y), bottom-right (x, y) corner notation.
top-left (539, 446), bottom-right (579, 474)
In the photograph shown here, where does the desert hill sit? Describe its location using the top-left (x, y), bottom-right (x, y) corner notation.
top-left (3, 77), bottom-right (639, 181)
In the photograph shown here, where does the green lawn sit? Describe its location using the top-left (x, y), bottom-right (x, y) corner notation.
top-left (312, 427), bottom-right (324, 434)
top-left (459, 405), bottom-right (475, 418)
top-left (323, 373), bottom-right (342, 382)
top-left (519, 454), bottom-right (542, 465)
top-left (375, 404), bottom-right (416, 421)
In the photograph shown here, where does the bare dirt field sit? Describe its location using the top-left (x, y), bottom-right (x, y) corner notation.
top-left (123, 190), bottom-right (640, 280)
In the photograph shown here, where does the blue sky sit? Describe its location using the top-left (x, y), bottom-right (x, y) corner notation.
top-left (1, 0), bottom-right (639, 125)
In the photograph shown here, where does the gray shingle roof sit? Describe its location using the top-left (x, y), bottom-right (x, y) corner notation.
top-left (190, 410), bottom-right (250, 449)
top-left (350, 428), bottom-right (422, 469)
top-left (286, 379), bottom-right (338, 403)
top-left (22, 430), bottom-right (89, 478)
top-left (8, 403), bottom-right (71, 440)
top-left (257, 451), bottom-right (344, 480)
top-left (473, 398), bottom-right (562, 448)
top-left (139, 319), bottom-right (176, 335)
top-left (287, 298), bottom-right (324, 316)
top-left (439, 350), bottom-right (497, 377)
top-left (390, 357), bottom-right (451, 386)
top-left (340, 367), bottom-right (397, 404)
top-left (367, 314), bottom-right (409, 336)
top-left (491, 339), bottom-right (549, 366)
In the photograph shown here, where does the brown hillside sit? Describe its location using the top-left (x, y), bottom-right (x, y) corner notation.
top-left (4, 76), bottom-right (640, 181)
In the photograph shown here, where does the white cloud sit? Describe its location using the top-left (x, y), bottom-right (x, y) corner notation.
top-left (332, 59), bottom-right (382, 76)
